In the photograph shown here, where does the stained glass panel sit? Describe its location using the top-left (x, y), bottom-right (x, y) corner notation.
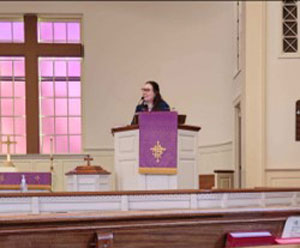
top-left (0, 21), bottom-right (24, 43)
top-left (0, 57), bottom-right (26, 154)
top-left (39, 57), bottom-right (81, 153)
top-left (39, 21), bottom-right (81, 44)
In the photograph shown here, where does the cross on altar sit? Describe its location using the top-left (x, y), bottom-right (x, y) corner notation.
top-left (2, 135), bottom-right (17, 163)
top-left (84, 155), bottom-right (94, 166)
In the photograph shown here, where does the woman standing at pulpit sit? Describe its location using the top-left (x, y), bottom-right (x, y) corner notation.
top-left (135, 81), bottom-right (170, 113)
top-left (131, 81), bottom-right (170, 124)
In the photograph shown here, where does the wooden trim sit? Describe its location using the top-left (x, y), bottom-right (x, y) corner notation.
top-left (1, 188), bottom-right (300, 198)
top-left (138, 167), bottom-right (177, 175)
top-left (0, 44), bottom-right (25, 55)
top-left (65, 165), bottom-right (111, 175)
top-left (178, 124), bottom-right (201, 132)
top-left (24, 14), bottom-right (40, 153)
top-left (111, 125), bottom-right (139, 134)
top-left (0, 208), bottom-right (298, 227)
top-left (214, 170), bottom-right (234, 174)
top-left (37, 44), bottom-right (84, 57)
top-left (0, 185), bottom-right (51, 190)
top-left (111, 124), bottom-right (201, 134)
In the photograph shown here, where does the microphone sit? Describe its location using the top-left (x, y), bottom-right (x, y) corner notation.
top-left (138, 96), bottom-right (144, 105)
top-left (139, 97), bottom-right (148, 111)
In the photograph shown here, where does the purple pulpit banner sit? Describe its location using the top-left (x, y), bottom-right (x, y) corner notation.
top-left (139, 112), bottom-right (178, 174)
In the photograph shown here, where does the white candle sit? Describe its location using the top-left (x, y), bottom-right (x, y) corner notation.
top-left (50, 137), bottom-right (53, 159)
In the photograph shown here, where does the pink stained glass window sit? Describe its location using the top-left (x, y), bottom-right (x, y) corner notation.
top-left (15, 118), bottom-right (26, 135)
top-left (55, 82), bottom-right (67, 97)
top-left (69, 135), bottom-right (81, 153)
top-left (39, 21), bottom-right (80, 44)
top-left (0, 21), bottom-right (24, 43)
top-left (40, 60), bottom-right (53, 76)
top-left (54, 61), bottom-right (67, 77)
top-left (1, 99), bottom-right (13, 116)
top-left (1, 82), bottom-right (13, 97)
top-left (12, 22), bottom-right (24, 42)
top-left (69, 99), bottom-right (81, 115)
top-left (54, 23), bottom-right (67, 43)
top-left (69, 117), bottom-right (81, 134)
top-left (41, 99), bottom-right (54, 116)
top-left (67, 23), bottom-right (80, 43)
top-left (68, 82), bottom-right (81, 97)
top-left (15, 136), bottom-right (26, 153)
top-left (55, 117), bottom-right (68, 134)
top-left (14, 82), bottom-right (25, 97)
top-left (68, 61), bottom-right (80, 77)
top-left (42, 118), bottom-right (54, 134)
top-left (42, 136), bottom-right (53, 154)
top-left (40, 22), bottom-right (53, 42)
top-left (39, 57), bottom-right (81, 154)
top-left (0, 57), bottom-right (26, 154)
top-left (55, 135), bottom-right (68, 153)
top-left (0, 22), bottom-right (12, 42)
top-left (1, 118), bottom-right (14, 134)
top-left (41, 81), bottom-right (54, 97)
top-left (14, 60), bottom-right (25, 77)
top-left (1, 141), bottom-right (8, 154)
top-left (14, 99), bottom-right (25, 116)
top-left (0, 61), bottom-right (13, 76)
top-left (55, 98), bottom-right (67, 116)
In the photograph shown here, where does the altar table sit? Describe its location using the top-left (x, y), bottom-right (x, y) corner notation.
top-left (0, 172), bottom-right (51, 191)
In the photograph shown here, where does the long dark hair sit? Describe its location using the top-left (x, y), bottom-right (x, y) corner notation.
top-left (145, 81), bottom-right (163, 111)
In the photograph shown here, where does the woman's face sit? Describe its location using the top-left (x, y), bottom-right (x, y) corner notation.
top-left (142, 83), bottom-right (155, 103)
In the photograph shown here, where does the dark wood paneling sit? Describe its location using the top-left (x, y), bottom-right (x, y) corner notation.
top-left (199, 174), bottom-right (215, 189)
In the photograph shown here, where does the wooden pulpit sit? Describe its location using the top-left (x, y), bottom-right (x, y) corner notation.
top-left (111, 112), bottom-right (201, 191)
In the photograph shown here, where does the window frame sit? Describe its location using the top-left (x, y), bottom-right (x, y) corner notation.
top-left (0, 14), bottom-right (84, 154)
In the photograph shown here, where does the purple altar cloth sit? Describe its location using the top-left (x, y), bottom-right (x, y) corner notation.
top-left (0, 172), bottom-right (51, 190)
top-left (139, 112), bottom-right (177, 174)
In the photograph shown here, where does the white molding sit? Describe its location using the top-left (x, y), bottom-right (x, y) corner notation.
top-left (198, 141), bottom-right (232, 149)
top-left (265, 168), bottom-right (300, 171)
top-left (0, 191), bottom-right (300, 214)
top-left (84, 147), bottom-right (114, 152)
top-left (0, 154), bottom-right (86, 160)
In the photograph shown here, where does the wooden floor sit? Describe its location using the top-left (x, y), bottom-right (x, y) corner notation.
top-left (0, 208), bottom-right (298, 248)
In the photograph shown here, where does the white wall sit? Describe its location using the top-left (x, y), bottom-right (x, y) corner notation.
top-left (0, 1), bottom-right (235, 187)
top-left (262, 2), bottom-right (300, 187)
top-left (266, 2), bottom-right (300, 170)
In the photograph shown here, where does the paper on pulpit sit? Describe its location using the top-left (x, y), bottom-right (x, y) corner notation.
top-left (282, 216), bottom-right (300, 238)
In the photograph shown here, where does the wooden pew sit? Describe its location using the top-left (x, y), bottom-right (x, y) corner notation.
top-left (0, 208), bottom-right (298, 248)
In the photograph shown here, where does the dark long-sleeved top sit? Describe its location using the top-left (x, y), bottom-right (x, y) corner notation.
top-left (135, 99), bottom-right (170, 113)
top-left (131, 99), bottom-right (170, 124)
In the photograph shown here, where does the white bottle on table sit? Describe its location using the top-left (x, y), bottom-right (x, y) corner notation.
top-left (20, 174), bottom-right (28, 192)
